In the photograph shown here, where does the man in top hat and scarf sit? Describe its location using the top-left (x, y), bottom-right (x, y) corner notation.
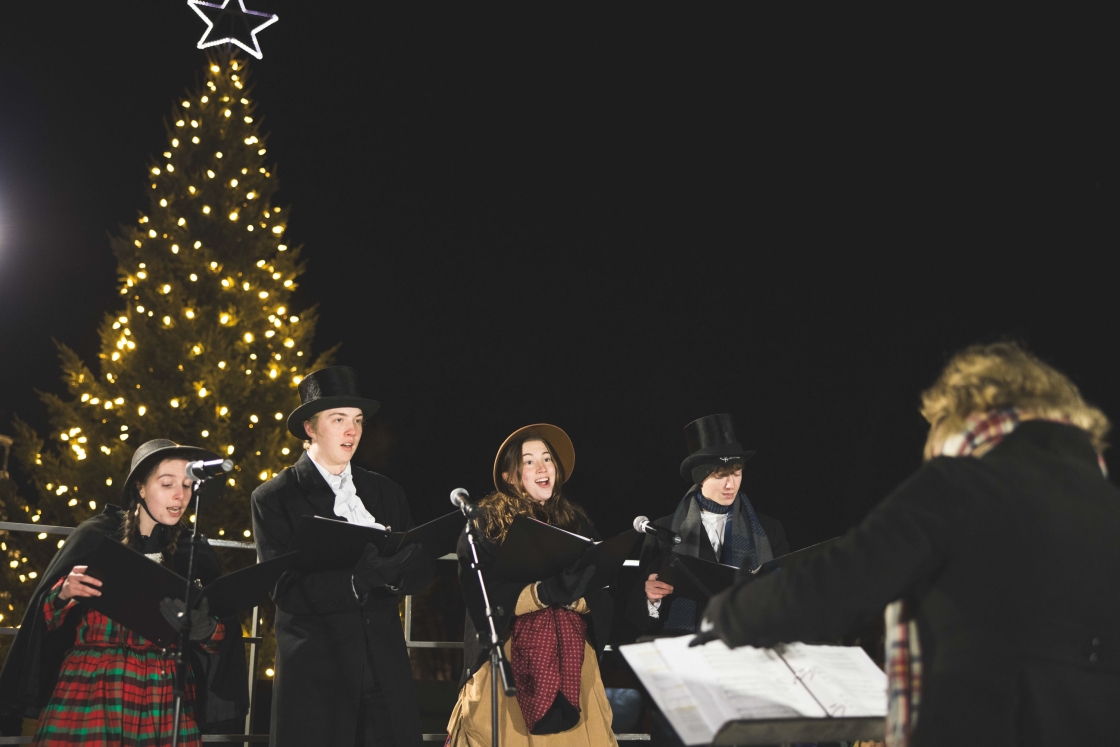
top-left (252, 366), bottom-right (433, 747)
top-left (626, 414), bottom-right (790, 636)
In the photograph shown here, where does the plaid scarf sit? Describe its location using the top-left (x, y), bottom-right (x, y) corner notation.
top-left (509, 606), bottom-right (586, 733)
top-left (663, 488), bottom-right (773, 631)
top-left (884, 409), bottom-right (1108, 747)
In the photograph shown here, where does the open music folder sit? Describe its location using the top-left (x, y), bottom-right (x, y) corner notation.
top-left (620, 635), bottom-right (887, 745)
top-left (489, 515), bottom-right (640, 591)
top-left (289, 510), bottom-right (466, 573)
top-left (83, 536), bottom-right (297, 647)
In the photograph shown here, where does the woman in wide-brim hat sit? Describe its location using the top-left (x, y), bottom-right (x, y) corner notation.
top-left (446, 424), bottom-right (618, 747)
top-left (0, 438), bottom-right (247, 745)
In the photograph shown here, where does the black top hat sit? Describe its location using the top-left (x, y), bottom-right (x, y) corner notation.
top-left (122, 439), bottom-right (220, 503)
top-left (679, 413), bottom-right (756, 481)
top-left (287, 366), bottom-right (381, 440)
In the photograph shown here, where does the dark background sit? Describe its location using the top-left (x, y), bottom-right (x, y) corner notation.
top-left (1, 6), bottom-right (1117, 549)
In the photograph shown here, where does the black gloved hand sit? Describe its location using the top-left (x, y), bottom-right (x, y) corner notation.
top-left (353, 543), bottom-right (421, 597)
top-left (537, 562), bottom-right (595, 607)
top-left (159, 596), bottom-right (217, 641)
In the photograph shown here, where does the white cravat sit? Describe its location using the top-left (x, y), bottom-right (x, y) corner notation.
top-left (309, 457), bottom-right (383, 529)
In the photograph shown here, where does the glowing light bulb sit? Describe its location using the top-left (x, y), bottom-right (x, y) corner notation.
top-left (216, 152), bottom-right (224, 159)
top-left (203, 205), bottom-right (211, 214)
top-left (137, 271), bottom-right (148, 279)
top-left (275, 412), bottom-right (283, 419)
top-left (136, 305), bottom-right (146, 313)
top-left (272, 225), bottom-right (283, 234)
top-left (211, 64), bottom-right (219, 72)
top-left (278, 244), bottom-right (288, 251)
top-left (224, 109), bottom-right (232, 118)
top-left (161, 284), bottom-right (171, 294)
top-left (192, 136), bottom-right (200, 144)
top-left (259, 291), bottom-right (269, 299)
top-left (244, 332), bottom-right (254, 343)
top-left (250, 415), bottom-right (259, 423)
top-left (247, 191), bottom-right (256, 199)
top-left (230, 178), bottom-right (238, 187)
top-left (227, 445), bottom-right (235, 455)
top-left (160, 198), bottom-right (168, 207)
top-left (218, 360), bottom-right (226, 369)
top-left (171, 244), bottom-right (179, 254)
top-left (172, 138), bottom-right (179, 147)
top-left (220, 313), bottom-right (231, 324)
top-left (176, 119), bottom-right (185, 127)
top-left (194, 241), bottom-right (202, 248)
top-left (182, 100), bottom-right (190, 108)
top-left (178, 218), bottom-right (186, 226)
top-left (198, 387), bottom-right (209, 397)
top-left (229, 211), bottom-right (239, 221)
top-left (258, 149), bottom-right (267, 156)
top-left (207, 170), bottom-right (215, 178)
top-left (202, 430), bottom-right (209, 437)
top-left (190, 273), bottom-right (198, 281)
top-left (170, 399), bottom-right (180, 408)
top-left (162, 316), bottom-right (171, 325)
top-left (138, 405), bottom-right (147, 416)
top-left (189, 185), bottom-right (197, 194)
top-left (201, 96), bottom-right (209, 103)
top-left (219, 406), bottom-right (229, 416)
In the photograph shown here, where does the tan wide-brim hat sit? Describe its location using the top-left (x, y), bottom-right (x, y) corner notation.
top-left (492, 423), bottom-right (576, 492)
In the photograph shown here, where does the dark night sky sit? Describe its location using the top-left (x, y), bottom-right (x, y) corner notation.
top-left (1, 7), bottom-right (1117, 547)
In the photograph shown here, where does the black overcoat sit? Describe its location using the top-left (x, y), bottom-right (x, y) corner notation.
top-left (458, 516), bottom-right (614, 689)
top-left (624, 507), bottom-right (788, 634)
top-left (706, 421), bottom-right (1120, 746)
top-left (0, 507), bottom-right (248, 725)
top-left (251, 453), bottom-right (433, 747)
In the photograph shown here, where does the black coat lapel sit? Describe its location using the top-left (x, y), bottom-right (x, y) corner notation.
top-left (291, 452), bottom-right (338, 518)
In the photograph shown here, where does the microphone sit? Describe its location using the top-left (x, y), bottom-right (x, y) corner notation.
top-left (185, 459), bottom-right (234, 482)
top-left (450, 488), bottom-right (480, 518)
top-left (633, 516), bottom-right (682, 545)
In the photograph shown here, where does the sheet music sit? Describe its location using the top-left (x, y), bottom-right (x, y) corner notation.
top-left (620, 642), bottom-right (716, 745)
top-left (621, 637), bottom-right (886, 746)
top-left (656, 637), bottom-right (828, 725)
top-left (776, 643), bottom-right (888, 717)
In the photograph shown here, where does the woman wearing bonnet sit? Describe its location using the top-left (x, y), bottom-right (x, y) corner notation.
top-left (0, 439), bottom-right (246, 745)
top-left (445, 424), bottom-right (616, 747)
top-left (703, 342), bottom-right (1120, 746)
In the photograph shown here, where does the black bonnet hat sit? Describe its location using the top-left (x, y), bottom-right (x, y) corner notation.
top-left (679, 413), bottom-right (756, 482)
top-left (287, 366), bottom-right (380, 440)
top-left (121, 439), bottom-right (220, 503)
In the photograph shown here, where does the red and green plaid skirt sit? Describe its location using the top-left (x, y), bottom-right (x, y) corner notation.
top-left (33, 580), bottom-right (224, 746)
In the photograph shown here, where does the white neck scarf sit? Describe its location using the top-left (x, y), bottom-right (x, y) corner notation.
top-left (309, 457), bottom-right (383, 529)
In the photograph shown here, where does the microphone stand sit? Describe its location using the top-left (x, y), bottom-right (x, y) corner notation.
top-left (461, 506), bottom-right (516, 747)
top-left (170, 478), bottom-right (206, 747)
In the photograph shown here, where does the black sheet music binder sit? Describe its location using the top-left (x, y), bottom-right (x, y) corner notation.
top-left (290, 510), bottom-right (466, 573)
top-left (83, 536), bottom-right (297, 646)
top-left (490, 515), bottom-right (640, 590)
top-left (656, 553), bottom-right (738, 601)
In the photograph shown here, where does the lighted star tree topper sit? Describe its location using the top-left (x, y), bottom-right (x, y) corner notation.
top-left (188, 0), bottom-right (278, 60)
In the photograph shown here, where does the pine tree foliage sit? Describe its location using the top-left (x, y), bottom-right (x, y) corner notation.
top-left (10, 53), bottom-right (332, 590)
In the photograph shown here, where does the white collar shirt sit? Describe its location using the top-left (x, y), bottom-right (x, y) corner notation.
top-left (308, 456), bottom-right (384, 529)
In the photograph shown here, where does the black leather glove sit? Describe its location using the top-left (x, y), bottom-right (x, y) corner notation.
top-left (353, 543), bottom-right (421, 597)
top-left (159, 596), bottom-right (217, 641)
top-left (537, 562), bottom-right (595, 607)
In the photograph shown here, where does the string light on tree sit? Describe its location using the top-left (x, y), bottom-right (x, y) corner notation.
top-left (8, 53), bottom-right (333, 645)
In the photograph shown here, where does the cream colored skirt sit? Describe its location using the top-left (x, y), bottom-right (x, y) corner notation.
top-left (445, 637), bottom-right (617, 747)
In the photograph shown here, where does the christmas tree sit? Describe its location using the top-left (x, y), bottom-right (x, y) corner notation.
top-left (8, 52), bottom-right (331, 604)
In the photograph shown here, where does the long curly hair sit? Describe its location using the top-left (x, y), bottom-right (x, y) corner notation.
top-left (477, 434), bottom-right (588, 545)
top-left (119, 457), bottom-right (187, 566)
top-left (921, 341), bottom-right (1111, 458)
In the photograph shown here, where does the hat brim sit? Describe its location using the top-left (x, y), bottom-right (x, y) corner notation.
top-left (121, 444), bottom-right (222, 502)
top-left (680, 447), bottom-right (756, 481)
top-left (493, 423), bottom-right (576, 493)
top-left (287, 396), bottom-right (381, 440)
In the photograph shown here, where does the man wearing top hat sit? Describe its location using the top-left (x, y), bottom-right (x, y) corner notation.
top-left (252, 366), bottom-right (432, 747)
top-left (626, 414), bottom-right (790, 636)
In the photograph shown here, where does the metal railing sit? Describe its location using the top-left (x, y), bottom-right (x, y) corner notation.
top-left (0, 521), bottom-right (649, 743)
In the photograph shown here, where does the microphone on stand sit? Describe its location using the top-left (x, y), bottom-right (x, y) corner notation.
top-left (450, 488), bottom-right (481, 518)
top-left (185, 459), bottom-right (234, 481)
top-left (633, 515), bottom-right (682, 545)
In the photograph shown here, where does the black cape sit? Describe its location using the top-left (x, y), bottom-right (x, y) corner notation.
top-left (0, 506), bottom-right (248, 726)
